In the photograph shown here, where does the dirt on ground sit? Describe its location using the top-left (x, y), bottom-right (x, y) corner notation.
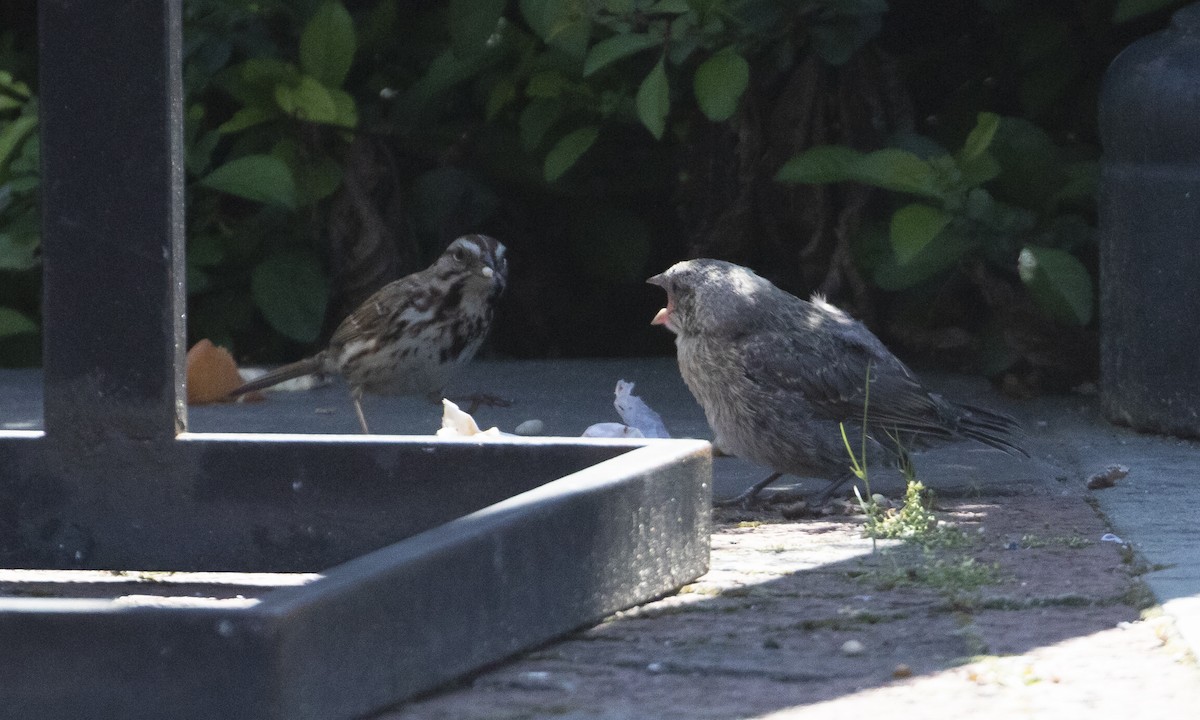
top-left (377, 479), bottom-right (1200, 720)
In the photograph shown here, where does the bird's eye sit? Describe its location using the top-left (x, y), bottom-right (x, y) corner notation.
top-left (451, 246), bottom-right (468, 264)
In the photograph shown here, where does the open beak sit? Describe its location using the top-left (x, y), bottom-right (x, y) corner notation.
top-left (646, 274), bottom-right (671, 326)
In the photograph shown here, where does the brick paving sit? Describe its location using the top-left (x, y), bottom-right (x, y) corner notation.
top-left (379, 484), bottom-right (1200, 719)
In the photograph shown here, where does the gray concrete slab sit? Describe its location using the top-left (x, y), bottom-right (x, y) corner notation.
top-left (2, 358), bottom-right (1198, 657)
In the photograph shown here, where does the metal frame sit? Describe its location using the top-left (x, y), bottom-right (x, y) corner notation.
top-left (0, 3), bottom-right (712, 717)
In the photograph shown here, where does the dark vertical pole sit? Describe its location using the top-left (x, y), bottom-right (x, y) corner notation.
top-left (39, 0), bottom-right (186, 440)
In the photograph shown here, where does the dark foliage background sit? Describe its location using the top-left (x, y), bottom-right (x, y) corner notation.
top-left (0, 0), bottom-right (1185, 392)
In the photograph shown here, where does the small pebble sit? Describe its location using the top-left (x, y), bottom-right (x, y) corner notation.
top-left (892, 663), bottom-right (913, 679)
top-left (646, 662), bottom-right (665, 673)
top-left (841, 639), bottom-right (865, 656)
top-left (779, 501), bottom-right (811, 520)
top-left (1086, 464), bottom-right (1129, 490)
top-left (514, 419), bottom-right (545, 436)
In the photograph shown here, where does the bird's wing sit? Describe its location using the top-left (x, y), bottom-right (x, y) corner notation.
top-left (737, 328), bottom-right (956, 440)
top-left (328, 276), bottom-right (418, 348)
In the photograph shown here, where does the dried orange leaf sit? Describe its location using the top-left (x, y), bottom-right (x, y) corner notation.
top-left (186, 339), bottom-right (251, 404)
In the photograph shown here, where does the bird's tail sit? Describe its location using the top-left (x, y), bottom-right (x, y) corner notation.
top-left (952, 402), bottom-right (1029, 457)
top-left (227, 354), bottom-right (325, 398)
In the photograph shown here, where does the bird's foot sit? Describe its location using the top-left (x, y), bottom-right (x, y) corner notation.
top-left (712, 472), bottom-right (782, 510)
top-left (712, 490), bottom-right (764, 510)
top-left (449, 392), bottom-right (513, 415)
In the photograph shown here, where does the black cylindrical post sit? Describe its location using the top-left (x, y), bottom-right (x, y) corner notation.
top-left (1099, 4), bottom-right (1200, 437)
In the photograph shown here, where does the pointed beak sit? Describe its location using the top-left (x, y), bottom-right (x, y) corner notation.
top-left (646, 273), bottom-right (666, 288)
top-left (484, 249), bottom-right (507, 293)
top-left (651, 307), bottom-right (670, 326)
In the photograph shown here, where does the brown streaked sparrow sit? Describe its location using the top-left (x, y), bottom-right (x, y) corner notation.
top-left (229, 234), bottom-right (507, 432)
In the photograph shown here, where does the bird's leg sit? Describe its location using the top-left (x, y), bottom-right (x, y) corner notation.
top-left (813, 472), bottom-right (855, 505)
top-left (713, 472), bottom-right (783, 508)
top-left (351, 388), bottom-right (370, 434)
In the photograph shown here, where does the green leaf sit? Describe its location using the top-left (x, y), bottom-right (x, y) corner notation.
top-left (544, 125), bottom-right (599, 181)
top-left (854, 150), bottom-right (946, 200)
top-left (872, 223), bottom-right (977, 291)
top-left (583, 33), bottom-right (661, 77)
top-left (776, 146), bottom-right (946, 201)
top-left (240, 58), bottom-right (299, 89)
top-left (1018, 245), bottom-right (1094, 326)
top-left (959, 112), bottom-right (1001, 163)
top-left (0, 307), bottom-right (36, 339)
top-left (295, 159), bottom-right (344, 205)
top-left (890, 204), bottom-right (952, 266)
top-left (636, 59), bottom-right (669, 140)
top-left (0, 230), bottom-right (39, 270)
top-left (328, 88), bottom-right (358, 128)
top-left (989, 117), bottom-right (1067, 209)
top-left (300, 1), bottom-right (356, 88)
top-left (217, 105), bottom-right (278, 134)
top-left (486, 78), bottom-right (517, 120)
top-left (958, 152), bottom-right (1001, 187)
top-left (518, 98), bottom-right (564, 150)
top-left (450, 0), bottom-right (506, 57)
top-left (0, 71), bottom-right (32, 100)
top-left (0, 116), bottom-right (37, 172)
top-left (200, 155), bottom-right (297, 209)
top-left (8, 133), bottom-right (37, 178)
top-left (1113, 0), bottom-right (1180, 23)
top-left (693, 47), bottom-right (749, 122)
top-left (400, 48), bottom-right (501, 116)
top-left (526, 70), bottom-right (568, 98)
top-left (272, 139), bottom-right (343, 205)
top-left (650, 0), bottom-right (691, 11)
top-left (274, 75), bottom-right (339, 124)
top-left (220, 60), bottom-right (295, 115)
top-left (1050, 161), bottom-right (1099, 209)
top-left (520, 0), bottom-right (592, 58)
top-left (251, 251), bottom-right (329, 343)
top-left (6, 176), bottom-right (36, 193)
top-left (775, 145), bottom-right (862, 183)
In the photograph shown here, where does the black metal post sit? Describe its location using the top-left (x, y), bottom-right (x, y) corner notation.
top-left (38, 0), bottom-right (186, 441)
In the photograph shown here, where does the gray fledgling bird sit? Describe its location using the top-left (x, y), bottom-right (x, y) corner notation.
top-left (648, 259), bottom-right (1027, 506)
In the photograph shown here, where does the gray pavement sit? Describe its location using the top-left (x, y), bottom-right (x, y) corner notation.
top-left (2, 358), bottom-right (1198, 658)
